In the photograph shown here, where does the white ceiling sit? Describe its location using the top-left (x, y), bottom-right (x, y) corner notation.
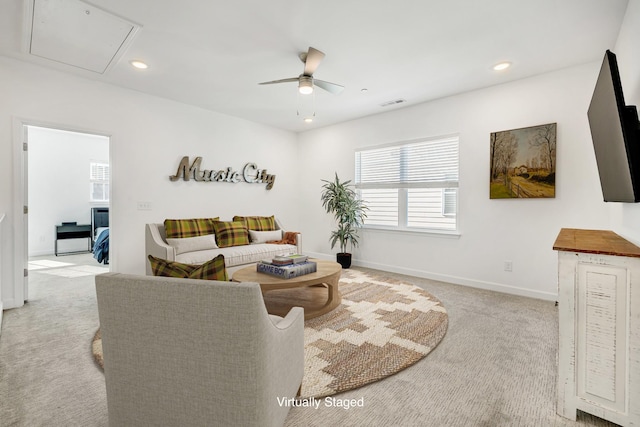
top-left (0, 0), bottom-right (630, 133)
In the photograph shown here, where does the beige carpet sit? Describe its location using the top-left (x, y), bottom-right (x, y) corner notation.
top-left (92, 268), bottom-right (448, 398)
top-left (2, 255), bottom-right (619, 426)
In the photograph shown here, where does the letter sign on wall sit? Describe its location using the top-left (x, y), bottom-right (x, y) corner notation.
top-left (169, 156), bottom-right (276, 190)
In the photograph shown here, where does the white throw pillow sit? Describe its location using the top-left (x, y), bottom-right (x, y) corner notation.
top-left (166, 234), bottom-right (218, 255)
top-left (249, 229), bottom-right (282, 244)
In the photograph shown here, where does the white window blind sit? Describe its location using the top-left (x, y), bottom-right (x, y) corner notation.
top-left (355, 136), bottom-right (459, 231)
top-left (90, 163), bottom-right (109, 181)
top-left (90, 162), bottom-right (109, 202)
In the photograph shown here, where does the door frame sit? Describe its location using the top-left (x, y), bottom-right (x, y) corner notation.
top-left (11, 117), bottom-right (112, 308)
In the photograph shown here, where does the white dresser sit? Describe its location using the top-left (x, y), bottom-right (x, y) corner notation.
top-left (554, 228), bottom-right (640, 426)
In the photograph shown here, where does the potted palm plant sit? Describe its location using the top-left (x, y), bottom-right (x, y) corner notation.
top-left (321, 173), bottom-right (368, 268)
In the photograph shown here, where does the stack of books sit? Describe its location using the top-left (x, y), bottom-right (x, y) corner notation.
top-left (257, 255), bottom-right (316, 279)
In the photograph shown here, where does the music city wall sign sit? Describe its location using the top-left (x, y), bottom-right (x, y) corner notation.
top-left (169, 156), bottom-right (276, 190)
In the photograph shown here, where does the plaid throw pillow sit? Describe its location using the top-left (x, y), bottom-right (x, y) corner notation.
top-left (213, 220), bottom-right (250, 248)
top-left (164, 218), bottom-right (219, 239)
top-left (232, 215), bottom-right (276, 231)
top-left (147, 254), bottom-right (228, 281)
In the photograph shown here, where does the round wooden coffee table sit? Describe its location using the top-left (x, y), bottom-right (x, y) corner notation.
top-left (232, 260), bottom-right (342, 320)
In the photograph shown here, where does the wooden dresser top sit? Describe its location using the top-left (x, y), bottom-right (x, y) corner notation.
top-left (553, 228), bottom-right (640, 258)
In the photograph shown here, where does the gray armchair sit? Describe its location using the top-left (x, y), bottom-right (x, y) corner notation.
top-left (95, 273), bottom-right (304, 427)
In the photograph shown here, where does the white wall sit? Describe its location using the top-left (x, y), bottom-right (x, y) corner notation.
top-left (0, 56), bottom-right (299, 309)
top-left (297, 62), bottom-right (611, 300)
top-left (610, 0), bottom-right (640, 242)
top-left (1, 3), bottom-right (637, 308)
top-left (28, 127), bottom-right (109, 256)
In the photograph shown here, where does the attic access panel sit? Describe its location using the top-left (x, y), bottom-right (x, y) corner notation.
top-left (29, 0), bottom-right (139, 74)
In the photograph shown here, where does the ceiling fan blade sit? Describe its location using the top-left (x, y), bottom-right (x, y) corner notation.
top-left (303, 47), bottom-right (325, 76)
top-left (258, 77), bottom-right (299, 85)
top-left (314, 79), bottom-right (344, 94)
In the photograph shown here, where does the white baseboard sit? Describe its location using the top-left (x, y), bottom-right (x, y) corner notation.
top-left (306, 251), bottom-right (557, 301)
top-left (28, 250), bottom-right (55, 257)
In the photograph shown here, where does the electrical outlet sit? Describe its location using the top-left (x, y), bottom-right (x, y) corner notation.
top-left (137, 201), bottom-right (152, 211)
top-left (504, 261), bottom-right (513, 272)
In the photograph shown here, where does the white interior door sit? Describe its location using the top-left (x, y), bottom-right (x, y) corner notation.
top-left (22, 125), bottom-right (29, 302)
top-left (10, 121), bottom-right (28, 308)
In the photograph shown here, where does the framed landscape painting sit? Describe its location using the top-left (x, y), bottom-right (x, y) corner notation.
top-left (489, 123), bottom-right (556, 199)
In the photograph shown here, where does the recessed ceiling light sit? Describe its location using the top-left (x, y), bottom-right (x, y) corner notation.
top-left (130, 60), bottom-right (148, 69)
top-left (493, 62), bottom-right (511, 71)
top-left (303, 117), bottom-right (313, 123)
top-left (361, 88), bottom-right (368, 93)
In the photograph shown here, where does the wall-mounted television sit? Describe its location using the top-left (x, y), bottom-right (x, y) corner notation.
top-left (587, 50), bottom-right (640, 202)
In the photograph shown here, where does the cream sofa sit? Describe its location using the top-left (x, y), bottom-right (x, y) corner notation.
top-left (95, 272), bottom-right (304, 427)
top-left (145, 218), bottom-right (301, 275)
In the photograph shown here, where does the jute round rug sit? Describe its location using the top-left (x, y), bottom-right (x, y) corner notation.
top-left (92, 269), bottom-right (448, 399)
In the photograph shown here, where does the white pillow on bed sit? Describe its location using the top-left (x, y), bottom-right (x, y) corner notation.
top-left (249, 229), bottom-right (282, 244)
top-left (166, 235), bottom-right (218, 255)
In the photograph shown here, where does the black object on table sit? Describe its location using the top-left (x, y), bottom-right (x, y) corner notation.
top-left (55, 223), bottom-right (92, 256)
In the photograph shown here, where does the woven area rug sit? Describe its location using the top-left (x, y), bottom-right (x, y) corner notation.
top-left (92, 268), bottom-right (448, 398)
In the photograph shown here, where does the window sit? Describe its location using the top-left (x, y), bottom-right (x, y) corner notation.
top-left (90, 161), bottom-right (109, 202)
top-left (355, 135), bottom-right (459, 232)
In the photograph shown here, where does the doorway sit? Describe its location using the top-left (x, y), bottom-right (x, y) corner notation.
top-left (17, 124), bottom-right (111, 304)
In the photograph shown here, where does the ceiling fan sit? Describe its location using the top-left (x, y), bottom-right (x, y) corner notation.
top-left (259, 47), bottom-right (344, 95)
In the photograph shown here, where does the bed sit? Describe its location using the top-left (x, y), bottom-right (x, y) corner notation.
top-left (91, 207), bottom-right (109, 264)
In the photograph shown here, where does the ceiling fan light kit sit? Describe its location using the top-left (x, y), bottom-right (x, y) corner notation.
top-left (298, 75), bottom-right (314, 94)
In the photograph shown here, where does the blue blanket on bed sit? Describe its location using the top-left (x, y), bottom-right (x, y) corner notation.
top-left (93, 228), bottom-right (109, 265)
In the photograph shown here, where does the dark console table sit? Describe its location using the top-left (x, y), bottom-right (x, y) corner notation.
top-left (55, 223), bottom-right (92, 256)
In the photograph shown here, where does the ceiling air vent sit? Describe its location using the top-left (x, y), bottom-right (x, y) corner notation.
top-left (380, 99), bottom-right (407, 107)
